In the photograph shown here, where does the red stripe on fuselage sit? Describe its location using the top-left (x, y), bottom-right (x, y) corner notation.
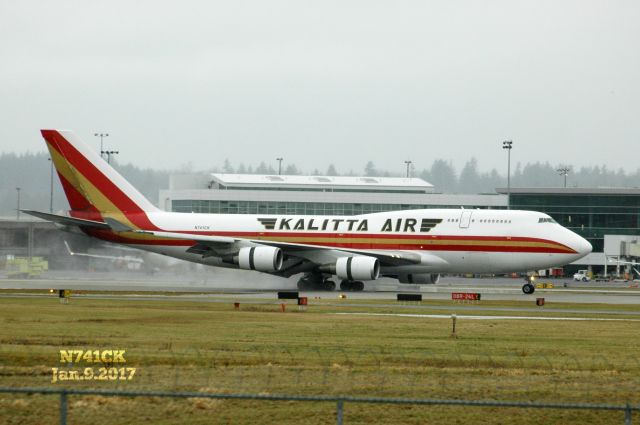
top-left (41, 130), bottom-right (159, 230)
top-left (170, 230), bottom-right (568, 244)
top-left (166, 230), bottom-right (575, 252)
top-left (85, 229), bottom-right (576, 254)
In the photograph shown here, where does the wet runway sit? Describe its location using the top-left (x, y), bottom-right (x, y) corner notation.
top-left (1, 273), bottom-right (639, 305)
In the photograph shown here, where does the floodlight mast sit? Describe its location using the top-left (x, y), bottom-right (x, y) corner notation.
top-left (502, 140), bottom-right (513, 209)
top-left (404, 160), bottom-right (413, 178)
top-left (557, 167), bottom-right (570, 188)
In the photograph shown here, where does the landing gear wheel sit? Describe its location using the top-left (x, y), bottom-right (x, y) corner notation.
top-left (340, 280), bottom-right (364, 291)
top-left (297, 272), bottom-right (323, 291)
top-left (522, 283), bottom-right (535, 294)
top-left (340, 280), bottom-right (352, 291)
top-left (323, 280), bottom-right (336, 291)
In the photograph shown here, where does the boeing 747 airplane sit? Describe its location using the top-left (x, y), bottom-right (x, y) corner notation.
top-left (24, 130), bottom-right (592, 294)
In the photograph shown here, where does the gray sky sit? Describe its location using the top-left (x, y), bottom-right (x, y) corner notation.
top-left (1, 0), bottom-right (638, 174)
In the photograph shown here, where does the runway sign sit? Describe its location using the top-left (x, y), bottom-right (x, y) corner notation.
top-left (452, 292), bottom-right (481, 301)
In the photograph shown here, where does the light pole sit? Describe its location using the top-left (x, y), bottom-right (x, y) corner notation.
top-left (276, 157), bottom-right (283, 175)
top-left (557, 167), bottom-right (570, 188)
top-left (103, 150), bottom-right (119, 164)
top-left (48, 157), bottom-right (54, 213)
top-left (502, 140), bottom-right (513, 210)
top-left (16, 187), bottom-right (21, 220)
top-left (404, 160), bottom-right (413, 178)
top-left (94, 133), bottom-right (109, 160)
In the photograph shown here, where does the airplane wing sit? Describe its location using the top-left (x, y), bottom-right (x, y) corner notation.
top-left (132, 230), bottom-right (426, 267)
top-left (24, 210), bottom-right (434, 271)
top-left (132, 231), bottom-right (431, 277)
top-left (252, 239), bottom-right (423, 266)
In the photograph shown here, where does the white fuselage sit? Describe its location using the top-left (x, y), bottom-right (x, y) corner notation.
top-left (105, 208), bottom-right (591, 276)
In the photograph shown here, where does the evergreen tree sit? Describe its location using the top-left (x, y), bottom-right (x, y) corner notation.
top-left (459, 158), bottom-right (480, 194)
top-left (429, 159), bottom-right (457, 193)
top-left (364, 161), bottom-right (378, 177)
top-left (256, 161), bottom-right (269, 174)
top-left (222, 159), bottom-right (234, 173)
top-left (326, 164), bottom-right (338, 176)
top-left (284, 164), bottom-right (300, 175)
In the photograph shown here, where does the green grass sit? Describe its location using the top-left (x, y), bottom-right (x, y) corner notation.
top-left (0, 296), bottom-right (639, 424)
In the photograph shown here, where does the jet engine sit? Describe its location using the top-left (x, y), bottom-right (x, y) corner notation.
top-left (398, 273), bottom-right (440, 284)
top-left (237, 247), bottom-right (283, 272)
top-left (335, 256), bottom-right (380, 281)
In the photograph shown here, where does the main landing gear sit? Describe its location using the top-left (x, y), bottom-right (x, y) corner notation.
top-left (297, 272), bottom-right (336, 291)
top-left (340, 280), bottom-right (364, 292)
top-left (296, 273), bottom-right (365, 292)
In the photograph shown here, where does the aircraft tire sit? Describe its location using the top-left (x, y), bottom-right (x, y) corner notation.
top-left (522, 283), bottom-right (535, 294)
top-left (353, 281), bottom-right (364, 291)
top-left (340, 280), bottom-right (352, 291)
top-left (323, 280), bottom-right (336, 291)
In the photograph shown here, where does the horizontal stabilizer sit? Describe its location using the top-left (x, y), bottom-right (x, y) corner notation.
top-left (21, 210), bottom-right (110, 229)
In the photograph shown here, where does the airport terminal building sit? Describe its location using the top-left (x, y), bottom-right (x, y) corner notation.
top-left (160, 173), bottom-right (507, 215)
top-left (498, 187), bottom-right (640, 275)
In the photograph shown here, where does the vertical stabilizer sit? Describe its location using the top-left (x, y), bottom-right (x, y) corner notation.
top-left (41, 129), bottom-right (159, 230)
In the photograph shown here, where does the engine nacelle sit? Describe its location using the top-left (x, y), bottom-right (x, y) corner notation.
top-left (237, 247), bottom-right (283, 272)
top-left (398, 273), bottom-right (440, 284)
top-left (335, 256), bottom-right (380, 281)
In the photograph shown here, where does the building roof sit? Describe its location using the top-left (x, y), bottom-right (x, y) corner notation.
top-left (209, 173), bottom-right (433, 192)
top-left (496, 187), bottom-right (640, 195)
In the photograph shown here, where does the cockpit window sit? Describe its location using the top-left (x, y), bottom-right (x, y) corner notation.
top-left (538, 217), bottom-right (556, 223)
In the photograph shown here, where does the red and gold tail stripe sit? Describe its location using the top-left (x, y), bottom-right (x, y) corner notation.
top-left (41, 130), bottom-right (160, 231)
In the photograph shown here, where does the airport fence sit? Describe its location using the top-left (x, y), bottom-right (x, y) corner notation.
top-left (1, 387), bottom-right (638, 425)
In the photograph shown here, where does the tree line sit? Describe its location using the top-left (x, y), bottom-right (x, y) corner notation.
top-left (1, 152), bottom-right (639, 216)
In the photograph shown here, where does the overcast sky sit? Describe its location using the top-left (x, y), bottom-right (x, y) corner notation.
top-left (1, 0), bottom-right (638, 175)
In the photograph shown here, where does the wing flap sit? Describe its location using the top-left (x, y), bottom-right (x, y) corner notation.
top-left (133, 230), bottom-right (235, 244)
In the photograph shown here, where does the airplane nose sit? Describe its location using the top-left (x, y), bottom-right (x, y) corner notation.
top-left (575, 236), bottom-right (592, 256)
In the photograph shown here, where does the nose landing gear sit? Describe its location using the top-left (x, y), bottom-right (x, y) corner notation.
top-left (522, 276), bottom-right (536, 294)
